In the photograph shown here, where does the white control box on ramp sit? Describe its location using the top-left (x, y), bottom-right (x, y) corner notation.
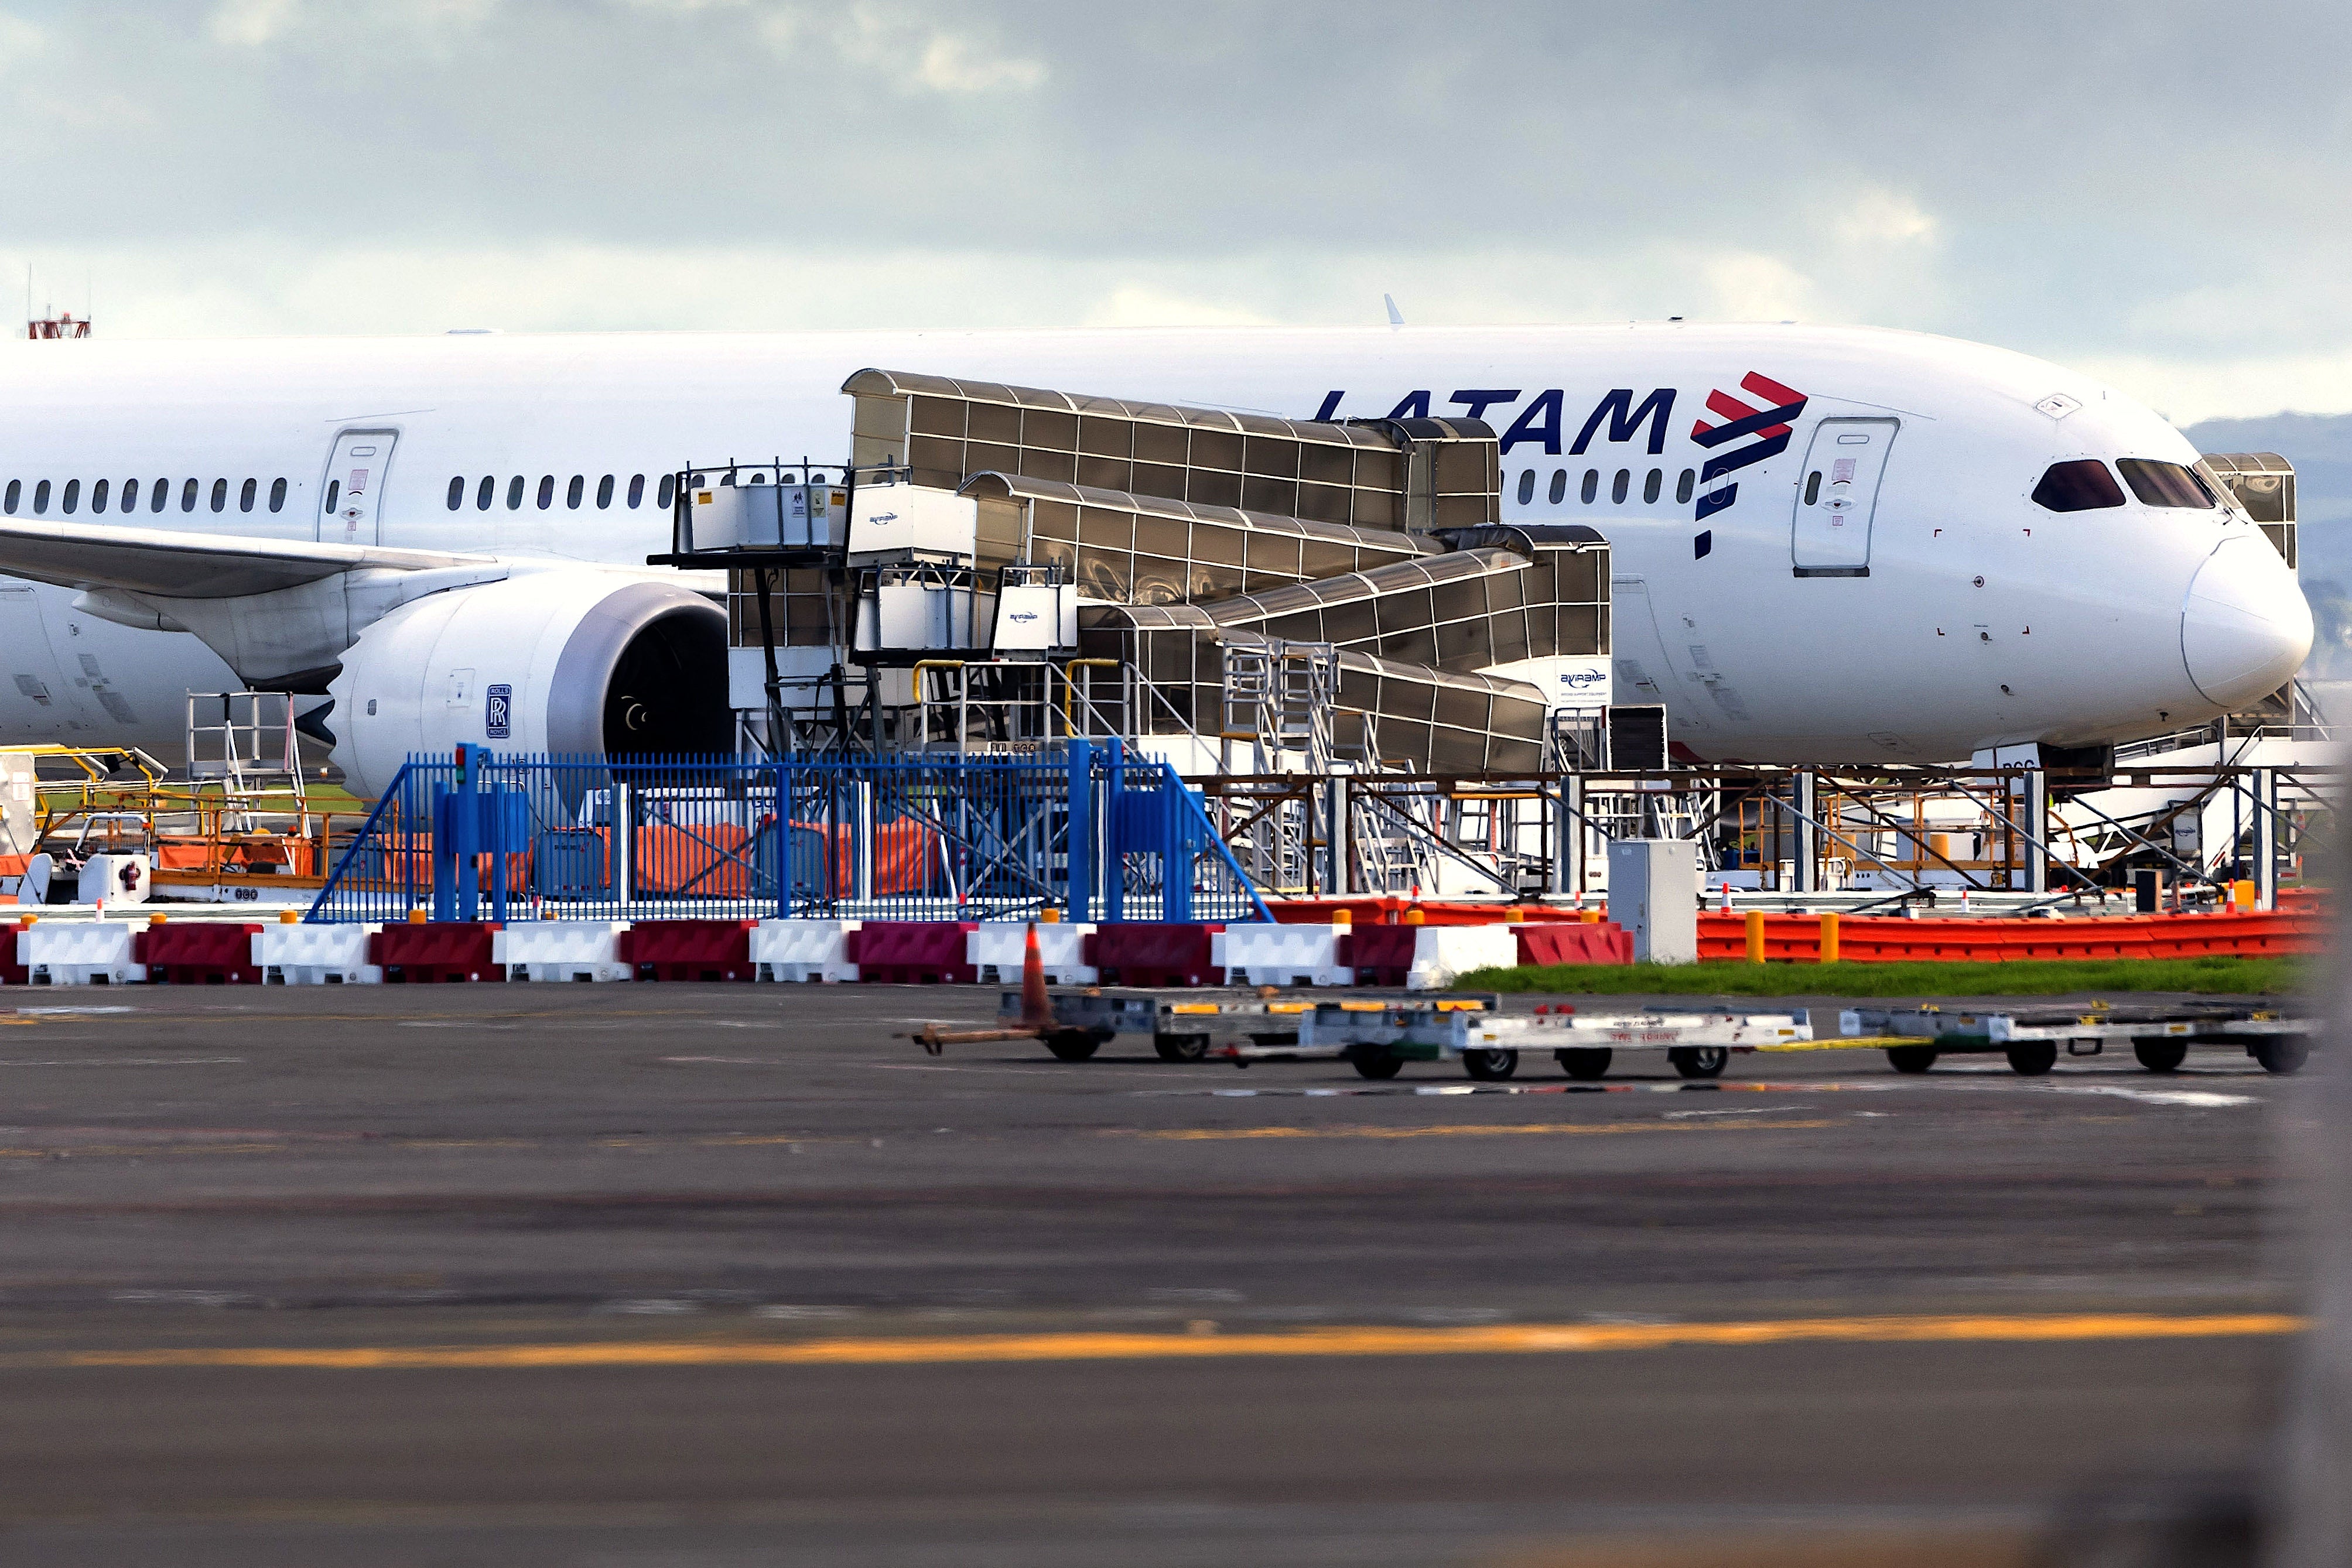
top-left (1606, 840), bottom-right (1698, 964)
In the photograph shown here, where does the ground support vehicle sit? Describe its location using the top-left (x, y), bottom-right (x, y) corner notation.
top-left (1841, 1002), bottom-right (2317, 1076)
top-left (992, 985), bottom-right (1325, 1063)
top-left (1242, 998), bottom-right (1810, 1082)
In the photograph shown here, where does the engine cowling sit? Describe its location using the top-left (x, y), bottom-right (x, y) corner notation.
top-left (325, 574), bottom-right (730, 796)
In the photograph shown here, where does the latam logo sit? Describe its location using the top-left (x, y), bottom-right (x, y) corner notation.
top-left (1690, 372), bottom-right (1807, 523)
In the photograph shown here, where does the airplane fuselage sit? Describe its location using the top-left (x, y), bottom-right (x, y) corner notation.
top-left (0, 321), bottom-right (2310, 766)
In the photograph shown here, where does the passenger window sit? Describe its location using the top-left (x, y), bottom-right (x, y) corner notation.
top-left (628, 474), bottom-right (646, 508)
top-left (1515, 470), bottom-right (1534, 505)
top-left (657, 474), bottom-right (675, 509)
top-left (152, 479), bottom-right (169, 513)
top-left (507, 475), bottom-right (524, 510)
top-left (1804, 471), bottom-right (1822, 506)
top-left (446, 477), bottom-right (464, 511)
top-left (121, 478), bottom-right (138, 513)
top-left (2117, 458), bottom-right (2216, 509)
top-left (536, 475), bottom-right (554, 509)
top-left (91, 479), bottom-right (108, 513)
top-left (323, 480), bottom-right (340, 514)
top-left (476, 476), bottom-right (494, 511)
top-left (2031, 459), bottom-right (2125, 512)
top-left (1548, 469), bottom-right (1565, 505)
top-left (61, 480), bottom-right (78, 515)
top-left (2, 480), bottom-right (15, 514)
top-left (566, 475), bottom-right (584, 509)
top-left (597, 474), bottom-right (614, 509)
top-left (269, 478), bottom-right (286, 512)
top-left (32, 480), bottom-right (48, 515)
top-left (180, 478), bottom-right (198, 512)
top-left (1676, 468), bottom-right (1695, 504)
top-left (1580, 470), bottom-right (1598, 504)
top-left (210, 478), bottom-right (227, 512)
top-left (1611, 469), bottom-right (1629, 504)
top-left (240, 478), bottom-right (257, 513)
top-left (1643, 468), bottom-right (1662, 504)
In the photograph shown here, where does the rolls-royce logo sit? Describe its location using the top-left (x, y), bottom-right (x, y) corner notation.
top-left (485, 683), bottom-right (512, 740)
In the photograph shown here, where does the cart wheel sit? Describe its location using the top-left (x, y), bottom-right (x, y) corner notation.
top-left (1462, 1047), bottom-right (1519, 1081)
top-left (2132, 1039), bottom-right (2189, 1074)
top-left (1669, 1046), bottom-right (1729, 1080)
top-left (1154, 1033), bottom-right (1210, 1063)
top-left (1045, 1030), bottom-right (1100, 1062)
top-left (1555, 1047), bottom-right (1613, 1081)
top-left (2005, 1042), bottom-right (2059, 1076)
top-left (2253, 1038), bottom-right (2310, 1076)
top-left (1885, 1046), bottom-right (1938, 1074)
top-left (1349, 1049), bottom-right (1404, 1081)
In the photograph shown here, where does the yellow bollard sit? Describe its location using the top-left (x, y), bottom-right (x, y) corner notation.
top-left (1404, 908), bottom-right (1425, 926)
top-left (1332, 907), bottom-right (1353, 927)
top-left (1040, 907), bottom-right (1061, 924)
top-left (1745, 908), bottom-right (1767, 964)
top-left (1819, 909), bottom-right (1840, 963)
top-left (279, 909), bottom-right (300, 925)
top-left (407, 908), bottom-right (428, 924)
top-left (1579, 908), bottom-right (1601, 924)
top-left (1505, 906), bottom-right (1525, 923)
top-left (2233, 879), bottom-right (2258, 913)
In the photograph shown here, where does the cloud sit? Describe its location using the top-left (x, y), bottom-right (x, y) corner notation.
top-left (3, 1), bottom-right (2350, 419)
top-left (1834, 190), bottom-right (1937, 247)
top-left (206, 0), bottom-right (300, 46)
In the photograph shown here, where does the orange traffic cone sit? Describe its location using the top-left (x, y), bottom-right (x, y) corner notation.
top-left (1020, 919), bottom-right (1053, 1030)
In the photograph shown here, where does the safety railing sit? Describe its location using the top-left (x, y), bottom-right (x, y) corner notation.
top-left (306, 748), bottom-right (1271, 925)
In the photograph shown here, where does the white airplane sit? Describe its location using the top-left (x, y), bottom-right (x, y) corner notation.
top-left (0, 321), bottom-right (2310, 795)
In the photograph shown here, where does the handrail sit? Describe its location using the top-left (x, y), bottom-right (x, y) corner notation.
top-left (1059, 659), bottom-right (1121, 737)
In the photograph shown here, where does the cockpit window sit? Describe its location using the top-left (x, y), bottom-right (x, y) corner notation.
top-left (2117, 458), bottom-right (2216, 509)
top-left (2031, 459), bottom-right (2125, 512)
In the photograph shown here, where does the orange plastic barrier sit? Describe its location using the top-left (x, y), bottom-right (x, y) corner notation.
top-left (1269, 897), bottom-right (1589, 927)
top-left (1693, 909), bottom-right (2323, 964)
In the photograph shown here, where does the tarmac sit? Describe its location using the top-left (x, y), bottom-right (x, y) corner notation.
top-left (0, 981), bottom-right (2302, 1566)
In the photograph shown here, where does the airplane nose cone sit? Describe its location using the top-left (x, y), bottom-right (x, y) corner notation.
top-left (2180, 536), bottom-right (2313, 707)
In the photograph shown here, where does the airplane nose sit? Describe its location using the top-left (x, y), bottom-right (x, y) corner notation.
top-left (2180, 535), bottom-right (2313, 707)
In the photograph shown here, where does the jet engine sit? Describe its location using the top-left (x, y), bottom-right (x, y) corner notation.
top-left (324, 574), bottom-right (730, 797)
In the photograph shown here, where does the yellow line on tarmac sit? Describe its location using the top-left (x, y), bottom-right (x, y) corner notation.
top-left (6, 1312), bottom-right (2302, 1371)
top-left (1136, 1118), bottom-right (1841, 1142)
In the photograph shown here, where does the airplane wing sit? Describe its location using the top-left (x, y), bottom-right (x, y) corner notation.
top-left (0, 518), bottom-right (491, 599)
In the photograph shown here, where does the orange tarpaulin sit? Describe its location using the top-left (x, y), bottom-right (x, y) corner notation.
top-left (789, 819), bottom-right (941, 896)
top-left (627, 823), bottom-right (754, 896)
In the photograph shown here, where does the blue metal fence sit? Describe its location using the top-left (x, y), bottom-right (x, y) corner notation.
top-left (306, 746), bottom-right (1270, 925)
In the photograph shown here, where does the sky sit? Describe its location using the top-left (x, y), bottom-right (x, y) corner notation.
top-left (1, 1), bottom-right (2346, 424)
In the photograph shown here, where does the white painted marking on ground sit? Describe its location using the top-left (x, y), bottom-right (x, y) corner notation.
top-left (2049, 1085), bottom-right (2255, 1108)
top-left (12, 1006), bottom-right (135, 1016)
top-left (1662, 1107), bottom-right (1783, 1119)
top-left (0, 1056), bottom-right (243, 1067)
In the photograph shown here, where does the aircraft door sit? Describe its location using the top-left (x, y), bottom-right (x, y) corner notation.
top-left (1792, 417), bottom-right (1896, 576)
top-left (320, 430), bottom-right (397, 546)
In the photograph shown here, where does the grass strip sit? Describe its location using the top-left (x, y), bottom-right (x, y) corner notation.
top-left (1452, 954), bottom-right (2302, 997)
